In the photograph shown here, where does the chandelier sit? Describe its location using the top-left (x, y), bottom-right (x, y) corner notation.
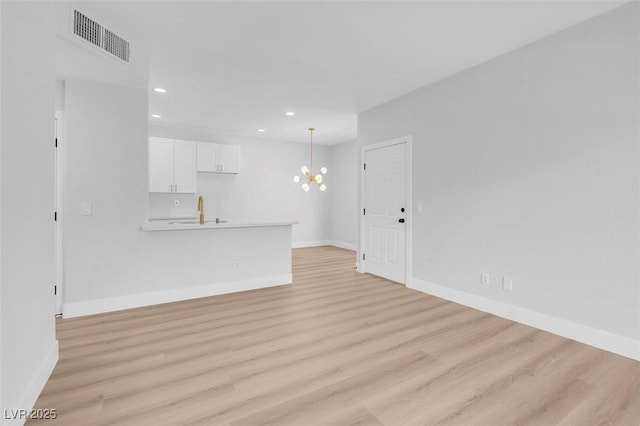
top-left (293, 127), bottom-right (327, 191)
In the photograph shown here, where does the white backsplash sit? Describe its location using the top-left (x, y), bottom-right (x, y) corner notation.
top-left (148, 193), bottom-right (198, 219)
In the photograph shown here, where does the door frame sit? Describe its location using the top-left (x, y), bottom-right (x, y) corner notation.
top-left (359, 135), bottom-right (413, 285)
top-left (55, 111), bottom-right (64, 315)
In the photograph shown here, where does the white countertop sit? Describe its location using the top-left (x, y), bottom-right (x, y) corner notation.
top-left (141, 219), bottom-right (298, 232)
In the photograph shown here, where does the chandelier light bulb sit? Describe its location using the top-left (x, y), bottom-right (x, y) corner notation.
top-left (294, 128), bottom-right (327, 192)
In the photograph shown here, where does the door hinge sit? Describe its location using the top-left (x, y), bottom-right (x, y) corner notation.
top-left (362, 253), bottom-right (366, 261)
top-left (363, 208), bottom-right (365, 215)
top-left (54, 211), bottom-right (57, 221)
top-left (55, 138), bottom-right (58, 148)
top-left (363, 163), bottom-right (366, 171)
top-left (54, 285), bottom-right (57, 295)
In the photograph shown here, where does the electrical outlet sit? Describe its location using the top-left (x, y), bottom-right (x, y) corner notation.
top-left (481, 273), bottom-right (490, 285)
top-left (80, 201), bottom-right (92, 216)
top-left (234, 261), bottom-right (241, 270)
top-left (174, 199), bottom-right (180, 207)
top-left (502, 277), bottom-right (513, 291)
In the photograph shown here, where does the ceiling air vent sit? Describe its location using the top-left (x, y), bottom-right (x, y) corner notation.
top-left (72, 10), bottom-right (130, 63)
top-left (104, 29), bottom-right (130, 63)
top-left (73, 10), bottom-right (102, 48)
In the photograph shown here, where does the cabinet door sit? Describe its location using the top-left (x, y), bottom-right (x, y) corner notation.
top-left (173, 141), bottom-right (197, 193)
top-left (149, 139), bottom-right (174, 192)
top-left (196, 142), bottom-right (218, 172)
top-left (219, 144), bottom-right (240, 173)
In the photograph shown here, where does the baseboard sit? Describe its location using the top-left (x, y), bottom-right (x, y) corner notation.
top-left (292, 240), bottom-right (333, 248)
top-left (410, 278), bottom-right (640, 361)
top-left (292, 240), bottom-right (357, 250)
top-left (327, 240), bottom-right (357, 251)
top-left (63, 274), bottom-right (292, 318)
top-left (3, 340), bottom-right (59, 426)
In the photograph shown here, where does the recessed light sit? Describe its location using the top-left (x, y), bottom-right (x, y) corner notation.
top-left (153, 88), bottom-right (167, 93)
top-left (257, 129), bottom-right (265, 132)
top-left (151, 114), bottom-right (161, 119)
top-left (285, 112), bottom-right (295, 116)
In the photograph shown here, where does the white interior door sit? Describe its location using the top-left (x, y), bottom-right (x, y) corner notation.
top-left (363, 142), bottom-right (407, 283)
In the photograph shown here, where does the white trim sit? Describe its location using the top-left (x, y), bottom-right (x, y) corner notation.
top-left (3, 340), bottom-right (59, 426)
top-left (292, 240), bottom-right (356, 250)
top-left (54, 111), bottom-right (64, 315)
top-left (327, 240), bottom-right (357, 251)
top-left (359, 136), bottom-right (413, 284)
top-left (292, 240), bottom-right (332, 248)
top-left (63, 275), bottom-right (292, 318)
top-left (411, 278), bottom-right (640, 361)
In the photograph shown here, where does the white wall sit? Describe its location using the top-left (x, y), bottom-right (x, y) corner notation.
top-left (63, 79), bottom-right (148, 304)
top-left (62, 80), bottom-right (292, 313)
top-left (359, 4), bottom-right (640, 355)
top-left (1, 2), bottom-right (58, 422)
top-left (148, 126), bottom-right (332, 245)
top-left (328, 139), bottom-right (358, 249)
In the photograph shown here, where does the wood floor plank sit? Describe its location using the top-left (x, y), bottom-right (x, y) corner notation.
top-left (322, 404), bottom-right (385, 426)
top-left (27, 246), bottom-right (640, 425)
top-left (230, 351), bottom-right (439, 426)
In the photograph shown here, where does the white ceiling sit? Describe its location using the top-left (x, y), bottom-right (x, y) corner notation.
top-left (71, 1), bottom-right (626, 145)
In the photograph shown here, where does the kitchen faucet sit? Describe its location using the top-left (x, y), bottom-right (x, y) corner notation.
top-left (198, 195), bottom-right (204, 225)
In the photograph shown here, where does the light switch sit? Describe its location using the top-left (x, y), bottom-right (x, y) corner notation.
top-left (81, 202), bottom-right (92, 216)
top-left (502, 277), bottom-right (513, 291)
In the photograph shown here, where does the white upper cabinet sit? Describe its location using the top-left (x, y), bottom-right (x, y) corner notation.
top-left (196, 142), bottom-right (218, 172)
top-left (218, 144), bottom-right (240, 173)
top-left (173, 141), bottom-right (197, 192)
top-left (148, 138), bottom-right (197, 193)
top-left (196, 142), bottom-right (240, 174)
top-left (148, 138), bottom-right (174, 193)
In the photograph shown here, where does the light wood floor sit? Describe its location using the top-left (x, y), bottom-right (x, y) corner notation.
top-left (30, 246), bottom-right (639, 425)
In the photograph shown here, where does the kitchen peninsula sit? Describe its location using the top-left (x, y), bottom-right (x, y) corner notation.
top-left (63, 220), bottom-right (296, 318)
top-left (59, 136), bottom-right (298, 320)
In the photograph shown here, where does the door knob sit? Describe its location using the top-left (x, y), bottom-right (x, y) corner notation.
top-left (398, 218), bottom-right (405, 223)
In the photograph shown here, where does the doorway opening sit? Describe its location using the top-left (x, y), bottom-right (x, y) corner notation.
top-left (55, 112), bottom-right (63, 315)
